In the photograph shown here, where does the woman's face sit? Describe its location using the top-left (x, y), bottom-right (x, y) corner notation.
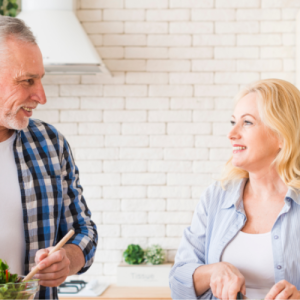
top-left (227, 92), bottom-right (281, 173)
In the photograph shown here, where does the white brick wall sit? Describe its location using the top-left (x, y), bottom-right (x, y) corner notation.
top-left (38, 0), bottom-right (298, 283)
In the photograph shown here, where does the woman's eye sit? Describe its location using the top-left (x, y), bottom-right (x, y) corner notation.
top-left (230, 120), bottom-right (252, 126)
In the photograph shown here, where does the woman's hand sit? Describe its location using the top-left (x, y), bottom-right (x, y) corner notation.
top-left (210, 262), bottom-right (246, 300)
top-left (265, 280), bottom-right (300, 300)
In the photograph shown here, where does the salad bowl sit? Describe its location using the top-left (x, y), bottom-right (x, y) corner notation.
top-left (0, 276), bottom-right (39, 300)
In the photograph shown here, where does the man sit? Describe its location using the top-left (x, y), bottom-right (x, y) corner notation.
top-left (0, 16), bottom-right (98, 299)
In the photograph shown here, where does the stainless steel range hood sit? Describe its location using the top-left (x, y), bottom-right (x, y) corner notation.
top-left (17, 0), bottom-right (110, 74)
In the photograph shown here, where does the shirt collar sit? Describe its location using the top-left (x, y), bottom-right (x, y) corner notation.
top-left (221, 177), bottom-right (300, 209)
top-left (221, 177), bottom-right (248, 210)
top-left (285, 186), bottom-right (300, 205)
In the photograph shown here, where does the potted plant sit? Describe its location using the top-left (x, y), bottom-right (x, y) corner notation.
top-left (117, 244), bottom-right (172, 287)
top-left (122, 244), bottom-right (145, 265)
top-left (0, 0), bottom-right (18, 17)
top-left (144, 245), bottom-right (165, 265)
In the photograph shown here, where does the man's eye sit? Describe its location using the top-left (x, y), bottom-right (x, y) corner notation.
top-left (24, 79), bottom-right (34, 85)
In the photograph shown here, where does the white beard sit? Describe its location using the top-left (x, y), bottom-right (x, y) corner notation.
top-left (0, 108), bottom-right (29, 130)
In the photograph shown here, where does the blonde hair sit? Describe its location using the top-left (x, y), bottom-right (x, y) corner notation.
top-left (219, 78), bottom-right (300, 190)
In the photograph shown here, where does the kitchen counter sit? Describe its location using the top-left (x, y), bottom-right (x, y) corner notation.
top-left (59, 284), bottom-right (172, 300)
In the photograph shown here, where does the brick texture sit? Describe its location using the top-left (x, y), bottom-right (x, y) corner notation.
top-left (44, 2), bottom-right (296, 284)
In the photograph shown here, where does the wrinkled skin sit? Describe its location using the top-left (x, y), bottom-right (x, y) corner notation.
top-left (0, 36), bottom-right (46, 142)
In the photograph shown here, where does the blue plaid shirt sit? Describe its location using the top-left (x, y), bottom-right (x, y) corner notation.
top-left (12, 119), bottom-right (98, 299)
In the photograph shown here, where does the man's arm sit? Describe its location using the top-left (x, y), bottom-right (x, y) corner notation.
top-left (59, 137), bottom-right (98, 274)
top-left (34, 134), bottom-right (98, 287)
top-left (63, 244), bottom-right (85, 275)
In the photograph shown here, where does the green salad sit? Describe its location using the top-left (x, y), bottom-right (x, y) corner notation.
top-left (0, 259), bottom-right (39, 300)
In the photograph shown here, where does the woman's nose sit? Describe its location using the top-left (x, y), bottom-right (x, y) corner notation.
top-left (227, 125), bottom-right (241, 140)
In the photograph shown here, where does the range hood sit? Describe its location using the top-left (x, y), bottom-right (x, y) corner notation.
top-left (17, 0), bottom-right (110, 74)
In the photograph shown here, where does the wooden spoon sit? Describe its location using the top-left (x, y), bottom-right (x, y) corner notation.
top-left (23, 229), bottom-right (75, 282)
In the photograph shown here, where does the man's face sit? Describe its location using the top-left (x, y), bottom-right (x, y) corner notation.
top-left (0, 37), bottom-right (46, 131)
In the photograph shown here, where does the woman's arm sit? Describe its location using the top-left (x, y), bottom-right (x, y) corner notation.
top-left (169, 181), bottom-right (246, 299)
top-left (193, 264), bottom-right (216, 296)
top-left (169, 186), bottom-right (212, 299)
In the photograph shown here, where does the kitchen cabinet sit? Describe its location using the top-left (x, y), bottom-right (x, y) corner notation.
top-left (60, 284), bottom-right (172, 300)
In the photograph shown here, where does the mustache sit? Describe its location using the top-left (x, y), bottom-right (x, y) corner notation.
top-left (0, 103), bottom-right (38, 112)
top-left (19, 103), bottom-right (38, 109)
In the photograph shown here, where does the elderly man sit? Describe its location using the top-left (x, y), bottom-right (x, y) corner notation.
top-left (0, 16), bottom-right (98, 299)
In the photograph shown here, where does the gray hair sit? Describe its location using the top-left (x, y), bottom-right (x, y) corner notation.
top-left (0, 15), bottom-right (36, 51)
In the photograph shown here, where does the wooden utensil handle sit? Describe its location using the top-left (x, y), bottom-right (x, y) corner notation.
top-left (22, 229), bottom-right (75, 282)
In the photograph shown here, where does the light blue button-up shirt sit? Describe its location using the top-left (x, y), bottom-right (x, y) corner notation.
top-left (169, 178), bottom-right (300, 299)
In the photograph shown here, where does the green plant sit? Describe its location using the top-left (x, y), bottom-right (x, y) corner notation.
top-left (0, 0), bottom-right (18, 17)
top-left (0, 259), bottom-right (18, 284)
top-left (144, 245), bottom-right (165, 265)
top-left (123, 244), bottom-right (145, 265)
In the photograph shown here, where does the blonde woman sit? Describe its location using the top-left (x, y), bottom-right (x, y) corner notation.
top-left (169, 79), bottom-right (300, 300)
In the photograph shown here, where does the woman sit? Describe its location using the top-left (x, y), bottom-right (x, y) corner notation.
top-left (169, 79), bottom-right (300, 300)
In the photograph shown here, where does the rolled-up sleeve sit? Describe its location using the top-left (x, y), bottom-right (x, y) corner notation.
top-left (59, 138), bottom-right (98, 274)
top-left (169, 186), bottom-right (213, 299)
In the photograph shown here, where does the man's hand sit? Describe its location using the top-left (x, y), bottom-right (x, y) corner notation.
top-left (33, 247), bottom-right (70, 287)
top-left (265, 280), bottom-right (300, 300)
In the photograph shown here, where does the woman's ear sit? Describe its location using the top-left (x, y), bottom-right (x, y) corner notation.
top-left (278, 138), bottom-right (283, 149)
top-left (273, 134), bottom-right (283, 149)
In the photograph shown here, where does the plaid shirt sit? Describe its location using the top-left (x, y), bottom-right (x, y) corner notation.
top-left (12, 118), bottom-right (98, 299)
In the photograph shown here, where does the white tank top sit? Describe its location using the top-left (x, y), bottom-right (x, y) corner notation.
top-left (221, 231), bottom-right (275, 299)
top-left (0, 132), bottom-right (26, 275)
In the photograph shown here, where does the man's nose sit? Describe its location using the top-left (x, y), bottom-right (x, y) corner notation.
top-left (31, 81), bottom-right (47, 105)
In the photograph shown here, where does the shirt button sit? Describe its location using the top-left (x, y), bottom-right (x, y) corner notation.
top-left (274, 235), bottom-right (279, 239)
top-left (277, 265), bottom-right (282, 269)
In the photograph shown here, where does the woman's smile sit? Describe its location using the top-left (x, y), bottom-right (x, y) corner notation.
top-left (233, 148), bottom-right (247, 154)
top-left (233, 144), bottom-right (247, 154)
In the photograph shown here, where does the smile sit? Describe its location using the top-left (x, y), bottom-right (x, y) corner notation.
top-left (22, 106), bottom-right (33, 112)
top-left (233, 146), bottom-right (247, 151)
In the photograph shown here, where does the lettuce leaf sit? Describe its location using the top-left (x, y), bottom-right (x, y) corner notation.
top-left (0, 259), bottom-right (38, 299)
